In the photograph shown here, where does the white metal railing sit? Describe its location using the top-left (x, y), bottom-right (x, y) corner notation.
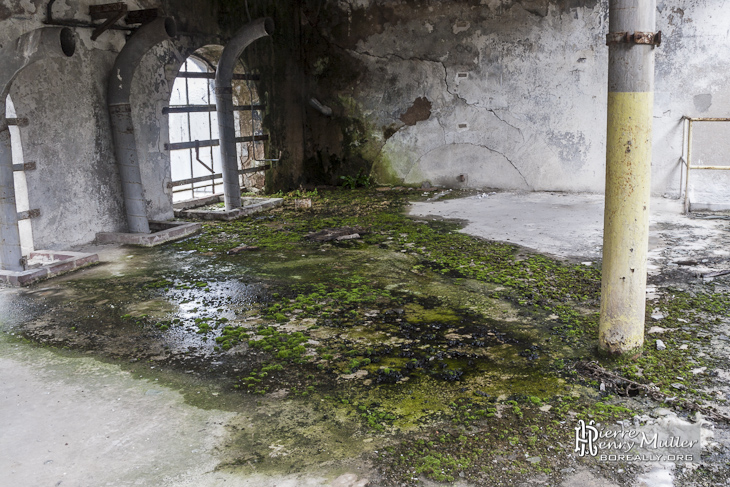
top-left (681, 117), bottom-right (730, 213)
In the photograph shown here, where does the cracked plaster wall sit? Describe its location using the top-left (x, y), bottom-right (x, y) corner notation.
top-left (3, 0), bottom-right (727, 253)
top-left (0, 0), bottom-right (218, 249)
top-left (300, 0), bottom-right (730, 200)
top-left (653, 0), bottom-right (730, 208)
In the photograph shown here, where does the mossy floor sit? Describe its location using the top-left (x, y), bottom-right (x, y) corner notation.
top-left (1, 188), bottom-right (729, 486)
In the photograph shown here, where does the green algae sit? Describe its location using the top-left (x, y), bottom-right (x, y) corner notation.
top-left (607, 287), bottom-right (730, 403)
top-left (382, 391), bottom-right (637, 485)
top-left (403, 303), bottom-right (460, 324)
top-left (7, 188), bottom-right (698, 485)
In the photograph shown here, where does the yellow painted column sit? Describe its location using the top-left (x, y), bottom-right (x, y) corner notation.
top-left (599, 92), bottom-right (653, 354)
top-left (599, 1), bottom-right (657, 355)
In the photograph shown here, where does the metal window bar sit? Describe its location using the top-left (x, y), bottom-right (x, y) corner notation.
top-left (164, 134), bottom-right (269, 151)
top-left (681, 117), bottom-right (730, 214)
top-left (245, 71), bottom-right (269, 163)
top-left (176, 72), bottom-right (260, 81)
top-left (177, 58), bottom-right (224, 199)
top-left (163, 104), bottom-right (266, 114)
top-left (238, 61), bottom-right (279, 168)
top-left (169, 165), bottom-right (271, 190)
top-left (184, 59), bottom-right (195, 198)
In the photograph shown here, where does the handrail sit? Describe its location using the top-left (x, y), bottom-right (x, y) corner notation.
top-left (681, 117), bottom-right (730, 214)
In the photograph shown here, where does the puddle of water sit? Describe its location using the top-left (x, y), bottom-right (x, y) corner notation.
top-left (1, 240), bottom-right (582, 413)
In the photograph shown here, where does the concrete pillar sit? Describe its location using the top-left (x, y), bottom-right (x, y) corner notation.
top-left (599, 1), bottom-right (657, 355)
top-left (108, 18), bottom-right (176, 234)
top-left (0, 28), bottom-right (75, 270)
top-left (216, 18), bottom-right (274, 211)
top-left (0, 99), bottom-right (23, 271)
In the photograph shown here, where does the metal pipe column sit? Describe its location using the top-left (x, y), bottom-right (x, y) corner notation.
top-left (108, 17), bottom-right (176, 234)
top-left (599, 1), bottom-right (657, 355)
top-left (216, 18), bottom-right (274, 210)
top-left (0, 27), bottom-right (76, 271)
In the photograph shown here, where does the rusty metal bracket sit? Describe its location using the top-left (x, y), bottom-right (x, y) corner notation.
top-left (89, 2), bottom-right (127, 20)
top-left (17, 209), bottom-right (41, 221)
top-left (7, 117), bottom-right (29, 127)
top-left (12, 162), bottom-right (36, 172)
top-left (44, 0), bottom-right (134, 33)
top-left (89, 3), bottom-right (128, 41)
top-left (606, 31), bottom-right (661, 47)
top-left (194, 140), bottom-right (215, 174)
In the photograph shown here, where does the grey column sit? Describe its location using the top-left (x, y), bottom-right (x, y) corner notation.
top-left (0, 99), bottom-right (23, 271)
top-left (599, 0), bottom-right (657, 355)
top-left (108, 17), bottom-right (176, 234)
top-left (216, 18), bottom-right (274, 210)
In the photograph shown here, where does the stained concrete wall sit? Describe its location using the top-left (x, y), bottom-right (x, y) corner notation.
top-left (0, 0), bottom-right (218, 250)
top-left (653, 0), bottom-right (730, 208)
top-left (293, 0), bottom-right (609, 190)
top-left (3, 0), bottom-right (729, 254)
top-left (292, 0), bottom-right (730, 202)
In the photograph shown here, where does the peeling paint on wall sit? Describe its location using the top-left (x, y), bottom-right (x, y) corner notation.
top-left (0, 5), bottom-right (12, 21)
top-left (693, 93), bottom-right (712, 113)
top-left (399, 97), bottom-right (432, 126)
top-left (295, 0), bottom-right (610, 191)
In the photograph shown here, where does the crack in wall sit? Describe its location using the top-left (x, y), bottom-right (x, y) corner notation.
top-left (461, 142), bottom-right (531, 189)
top-left (321, 35), bottom-right (532, 188)
top-left (436, 117), bottom-right (447, 145)
top-left (410, 141), bottom-right (532, 190)
top-left (350, 46), bottom-right (528, 144)
top-left (353, 48), bottom-right (440, 66)
top-left (487, 108), bottom-right (525, 142)
top-left (437, 61), bottom-right (526, 143)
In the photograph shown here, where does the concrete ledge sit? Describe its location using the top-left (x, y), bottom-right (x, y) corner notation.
top-left (96, 221), bottom-right (201, 247)
top-left (174, 197), bottom-right (283, 221)
top-left (0, 250), bottom-right (99, 287)
top-left (689, 202), bottom-right (730, 213)
top-left (172, 194), bottom-right (224, 212)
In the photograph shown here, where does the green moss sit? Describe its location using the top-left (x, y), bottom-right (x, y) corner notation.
top-left (29, 188), bottom-right (712, 485)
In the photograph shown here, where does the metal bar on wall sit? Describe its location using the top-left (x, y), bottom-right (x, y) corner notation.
top-left (165, 134), bottom-right (269, 151)
top-left (176, 72), bottom-right (260, 81)
top-left (163, 104), bottom-right (265, 114)
top-left (167, 164), bottom-right (270, 188)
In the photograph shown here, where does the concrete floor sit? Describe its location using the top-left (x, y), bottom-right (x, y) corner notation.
top-left (410, 192), bottom-right (730, 278)
top-left (411, 192), bottom-right (608, 261)
top-left (0, 332), bottom-right (373, 487)
top-left (2, 191), bottom-right (729, 487)
top-left (0, 337), bottom-right (232, 486)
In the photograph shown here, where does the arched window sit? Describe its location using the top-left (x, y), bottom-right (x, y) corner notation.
top-left (168, 56), bottom-right (221, 202)
top-left (5, 95), bottom-right (34, 256)
top-left (167, 50), bottom-right (267, 203)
